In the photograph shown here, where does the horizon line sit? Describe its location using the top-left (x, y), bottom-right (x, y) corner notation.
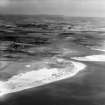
top-left (0, 13), bottom-right (105, 18)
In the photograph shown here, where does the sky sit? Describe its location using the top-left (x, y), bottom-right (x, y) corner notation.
top-left (0, 0), bottom-right (105, 17)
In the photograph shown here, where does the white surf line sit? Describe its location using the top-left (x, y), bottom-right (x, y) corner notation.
top-left (72, 54), bottom-right (105, 62)
top-left (0, 60), bottom-right (86, 96)
top-left (91, 48), bottom-right (105, 52)
top-left (91, 41), bottom-right (105, 52)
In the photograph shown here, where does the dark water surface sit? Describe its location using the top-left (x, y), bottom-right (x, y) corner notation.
top-left (0, 15), bottom-right (105, 105)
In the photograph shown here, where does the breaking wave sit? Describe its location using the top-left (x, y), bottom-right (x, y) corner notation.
top-left (0, 59), bottom-right (86, 96)
top-left (72, 55), bottom-right (105, 62)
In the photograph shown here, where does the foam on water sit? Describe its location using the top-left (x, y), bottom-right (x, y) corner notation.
top-left (72, 55), bottom-right (105, 62)
top-left (91, 48), bottom-right (105, 52)
top-left (0, 60), bottom-right (86, 96)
